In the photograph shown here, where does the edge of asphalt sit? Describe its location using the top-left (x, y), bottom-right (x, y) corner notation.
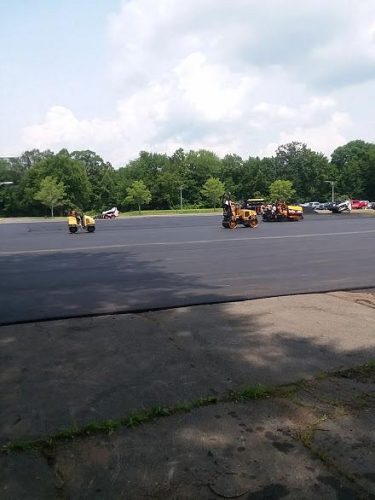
top-left (1, 209), bottom-right (375, 224)
top-left (1, 285), bottom-right (375, 328)
top-left (0, 213), bottom-right (220, 224)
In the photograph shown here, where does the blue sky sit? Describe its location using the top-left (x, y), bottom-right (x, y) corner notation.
top-left (1, 0), bottom-right (374, 166)
top-left (0, 1), bottom-right (118, 150)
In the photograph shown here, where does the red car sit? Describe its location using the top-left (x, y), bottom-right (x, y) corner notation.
top-left (351, 199), bottom-right (368, 209)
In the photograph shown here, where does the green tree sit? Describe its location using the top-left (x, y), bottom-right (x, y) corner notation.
top-left (0, 157), bottom-right (32, 215)
top-left (201, 177), bottom-right (225, 210)
top-left (331, 140), bottom-right (371, 168)
top-left (331, 140), bottom-right (375, 198)
top-left (366, 145), bottom-right (375, 200)
top-left (70, 150), bottom-right (117, 210)
top-left (184, 150), bottom-right (222, 205)
top-left (156, 169), bottom-right (183, 209)
top-left (220, 154), bottom-right (244, 195)
top-left (19, 149), bottom-right (54, 168)
top-left (124, 180), bottom-right (152, 214)
top-left (34, 176), bottom-right (66, 216)
top-left (163, 148), bottom-right (189, 208)
top-left (118, 151), bottom-right (170, 209)
top-left (240, 157), bottom-right (277, 200)
top-left (29, 153), bottom-right (91, 210)
top-left (269, 180), bottom-right (296, 202)
top-left (274, 142), bottom-right (331, 201)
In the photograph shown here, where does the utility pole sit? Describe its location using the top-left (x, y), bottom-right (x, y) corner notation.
top-left (324, 180), bottom-right (335, 203)
top-left (179, 186), bottom-right (183, 210)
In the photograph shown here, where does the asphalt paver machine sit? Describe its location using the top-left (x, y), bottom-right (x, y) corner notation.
top-left (262, 202), bottom-right (303, 222)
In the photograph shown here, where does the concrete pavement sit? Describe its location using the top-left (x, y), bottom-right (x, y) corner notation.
top-left (2, 370), bottom-right (374, 499)
top-left (1, 291), bottom-right (375, 443)
top-left (1, 291), bottom-right (375, 498)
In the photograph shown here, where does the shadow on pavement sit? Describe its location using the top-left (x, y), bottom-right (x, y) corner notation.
top-left (1, 284), bottom-right (374, 434)
top-left (0, 253), bottom-right (375, 498)
top-left (0, 249), bottom-right (222, 324)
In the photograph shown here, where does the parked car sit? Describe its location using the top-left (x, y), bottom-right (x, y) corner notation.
top-left (351, 199), bottom-right (368, 209)
top-left (301, 201), bottom-right (321, 208)
top-left (325, 202), bottom-right (336, 211)
top-left (329, 200), bottom-right (352, 213)
top-left (316, 202), bottom-right (335, 210)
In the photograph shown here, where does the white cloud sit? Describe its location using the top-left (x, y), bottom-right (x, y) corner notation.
top-left (264, 112), bottom-right (352, 157)
top-left (22, 0), bottom-right (375, 165)
top-left (174, 52), bottom-right (257, 121)
top-left (24, 106), bottom-right (121, 150)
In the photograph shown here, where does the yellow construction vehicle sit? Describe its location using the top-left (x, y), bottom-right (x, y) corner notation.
top-left (262, 201), bottom-right (303, 222)
top-left (67, 210), bottom-right (96, 233)
top-left (246, 198), bottom-right (265, 215)
top-left (222, 193), bottom-right (258, 229)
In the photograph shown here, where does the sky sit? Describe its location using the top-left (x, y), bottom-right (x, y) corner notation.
top-left (1, 0), bottom-right (374, 167)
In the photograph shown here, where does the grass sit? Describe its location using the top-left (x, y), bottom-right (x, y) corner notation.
top-left (298, 415), bottom-right (329, 448)
top-left (1, 386), bottom-right (270, 453)
top-left (227, 384), bottom-right (275, 401)
top-left (333, 360), bottom-right (375, 381)
top-left (3, 362), bottom-right (374, 454)
top-left (0, 216), bottom-right (66, 220)
top-left (119, 208), bottom-right (220, 216)
top-left (3, 207), bottom-right (375, 219)
top-left (0, 208), bottom-right (220, 220)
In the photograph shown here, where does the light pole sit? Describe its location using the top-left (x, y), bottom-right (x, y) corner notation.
top-left (324, 181), bottom-right (335, 203)
top-left (179, 185), bottom-right (183, 210)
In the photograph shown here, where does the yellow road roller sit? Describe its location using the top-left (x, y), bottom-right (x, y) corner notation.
top-left (222, 193), bottom-right (258, 229)
top-left (67, 211), bottom-right (96, 233)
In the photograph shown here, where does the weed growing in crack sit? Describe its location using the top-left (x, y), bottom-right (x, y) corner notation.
top-left (2, 360), bottom-right (374, 455)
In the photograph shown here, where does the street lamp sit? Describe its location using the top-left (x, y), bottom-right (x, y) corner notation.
top-left (179, 185), bottom-right (183, 210)
top-left (324, 181), bottom-right (335, 203)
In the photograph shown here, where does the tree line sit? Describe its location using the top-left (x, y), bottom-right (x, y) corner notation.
top-left (0, 140), bottom-right (374, 216)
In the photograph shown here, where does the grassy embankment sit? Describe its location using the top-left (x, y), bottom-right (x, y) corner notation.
top-left (119, 208), bottom-right (219, 217)
top-left (0, 208), bottom-right (220, 220)
top-left (2, 208), bottom-right (375, 219)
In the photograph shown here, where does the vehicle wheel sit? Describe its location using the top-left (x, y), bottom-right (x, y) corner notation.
top-left (222, 221), bottom-right (229, 228)
top-left (249, 218), bottom-right (258, 228)
top-left (69, 226), bottom-right (78, 234)
top-left (87, 226), bottom-right (95, 233)
top-left (228, 220), bottom-right (237, 229)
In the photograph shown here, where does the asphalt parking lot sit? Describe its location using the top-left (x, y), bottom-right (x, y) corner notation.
top-left (0, 213), bottom-right (375, 324)
top-left (1, 214), bottom-right (375, 498)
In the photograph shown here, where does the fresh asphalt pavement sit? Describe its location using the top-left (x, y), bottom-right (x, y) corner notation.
top-left (0, 213), bottom-right (374, 324)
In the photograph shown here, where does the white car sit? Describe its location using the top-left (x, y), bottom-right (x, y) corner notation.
top-left (301, 201), bottom-right (321, 208)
